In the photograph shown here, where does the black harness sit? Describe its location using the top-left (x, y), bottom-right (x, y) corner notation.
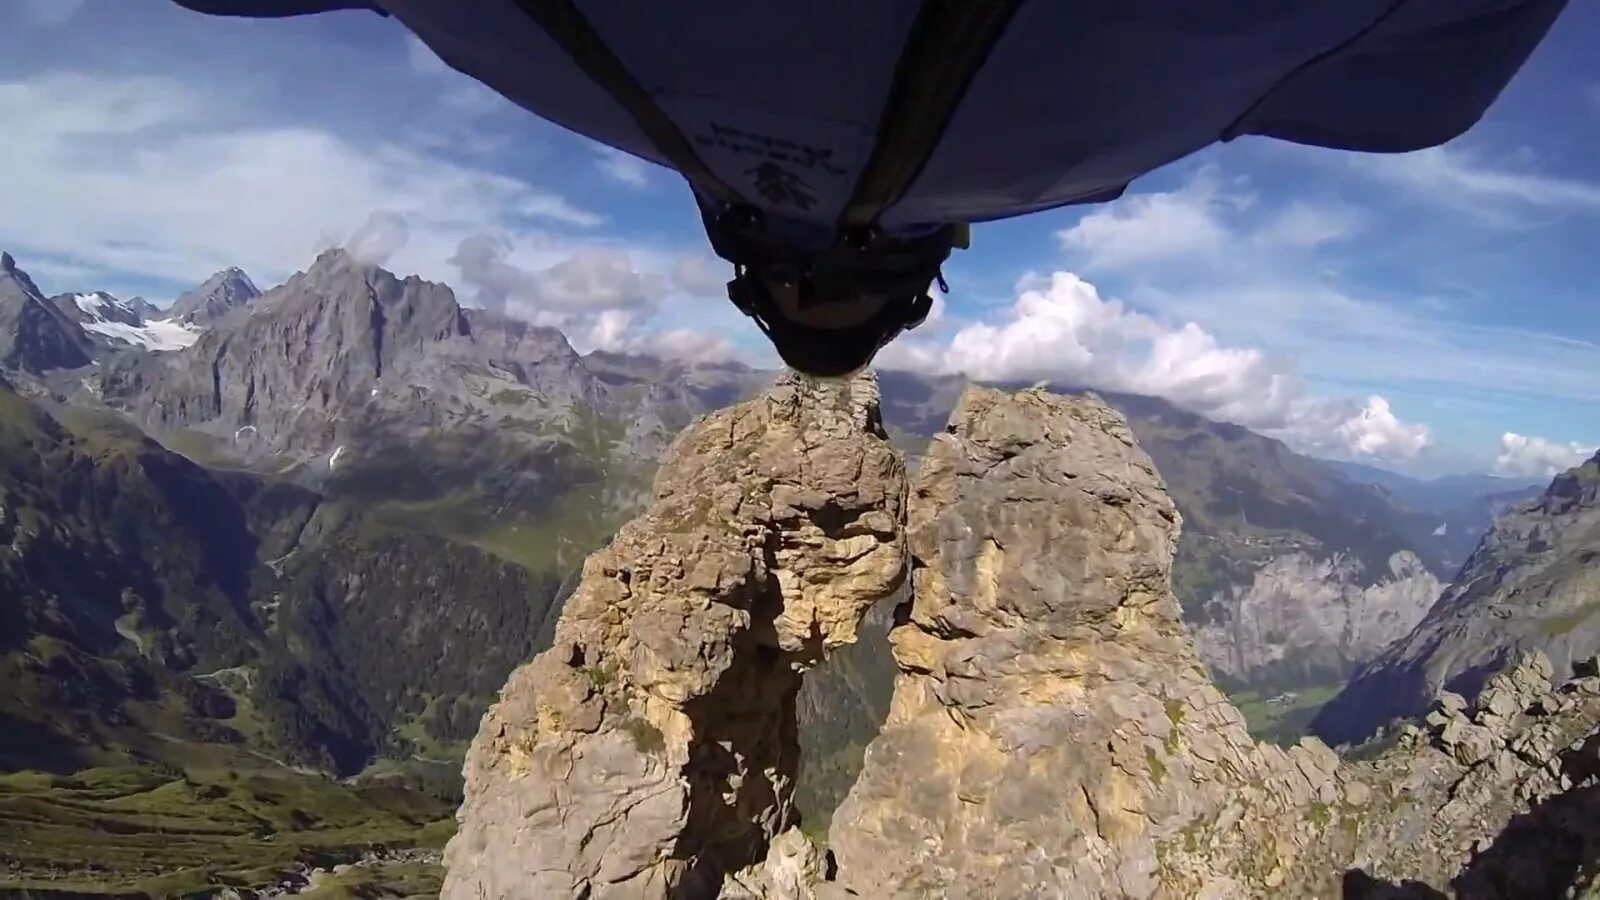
top-left (702, 201), bottom-right (953, 376)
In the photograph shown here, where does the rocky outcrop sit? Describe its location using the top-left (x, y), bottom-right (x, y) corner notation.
top-left (441, 372), bottom-right (908, 899)
top-left (1314, 450), bottom-right (1600, 745)
top-left (1191, 550), bottom-right (1442, 689)
top-left (1329, 652), bottom-right (1600, 898)
top-left (824, 388), bottom-right (1329, 897)
top-left (827, 388), bottom-right (1600, 898)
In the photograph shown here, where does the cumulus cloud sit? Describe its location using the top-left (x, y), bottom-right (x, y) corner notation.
top-left (442, 233), bottom-right (751, 362)
top-left (1494, 433), bottom-right (1596, 477)
top-left (878, 271), bottom-right (1430, 460)
top-left (1333, 397), bottom-right (1431, 460)
top-left (579, 311), bottom-right (739, 363)
top-left (0, 72), bottom-right (599, 291)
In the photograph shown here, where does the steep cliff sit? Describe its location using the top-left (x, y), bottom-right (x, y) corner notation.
top-left (442, 372), bottom-right (908, 899)
top-left (1190, 550), bottom-right (1442, 692)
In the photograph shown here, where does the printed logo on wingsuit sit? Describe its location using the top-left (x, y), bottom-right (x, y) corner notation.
top-left (696, 122), bottom-right (845, 208)
top-left (745, 162), bottom-right (816, 210)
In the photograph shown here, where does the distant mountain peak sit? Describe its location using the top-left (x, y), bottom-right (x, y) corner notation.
top-left (166, 265), bottom-right (262, 326)
top-left (0, 250), bottom-right (47, 300)
top-left (0, 254), bottom-right (94, 373)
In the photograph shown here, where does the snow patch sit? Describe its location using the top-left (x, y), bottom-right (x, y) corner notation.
top-left (1432, 523), bottom-right (1448, 536)
top-left (74, 292), bottom-right (112, 315)
top-left (81, 318), bottom-right (201, 351)
top-left (329, 445), bottom-right (346, 469)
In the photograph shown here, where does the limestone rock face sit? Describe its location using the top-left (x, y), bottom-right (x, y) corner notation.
top-left (826, 388), bottom-right (1600, 899)
top-left (441, 371), bottom-right (908, 900)
top-left (1190, 550), bottom-right (1442, 687)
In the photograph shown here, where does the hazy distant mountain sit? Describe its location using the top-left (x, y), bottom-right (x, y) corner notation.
top-left (1330, 459), bottom-right (1543, 570)
top-left (1314, 450), bottom-right (1600, 745)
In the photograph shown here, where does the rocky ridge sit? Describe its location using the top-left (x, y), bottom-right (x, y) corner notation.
top-left (442, 383), bottom-right (1600, 898)
top-left (0, 251), bottom-right (94, 373)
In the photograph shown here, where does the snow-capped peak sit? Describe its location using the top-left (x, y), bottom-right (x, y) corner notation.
top-left (69, 290), bottom-right (201, 352)
top-left (74, 291), bottom-right (133, 317)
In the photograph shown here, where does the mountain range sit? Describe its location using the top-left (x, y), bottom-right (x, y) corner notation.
top-left (0, 247), bottom-right (1565, 725)
top-left (0, 249), bottom-right (1541, 721)
top-left (1, 246), bottom-right (1593, 893)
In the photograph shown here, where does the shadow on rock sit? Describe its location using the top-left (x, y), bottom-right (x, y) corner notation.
top-left (1342, 870), bottom-right (1447, 899)
top-left (1346, 732), bottom-right (1600, 899)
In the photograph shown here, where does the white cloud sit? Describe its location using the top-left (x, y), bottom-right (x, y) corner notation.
top-left (449, 233), bottom-right (659, 317)
top-left (1057, 169), bottom-right (1237, 268)
top-left (1353, 146), bottom-right (1600, 223)
top-left (1332, 397), bottom-right (1430, 460)
top-left (1059, 167), bottom-right (1599, 414)
top-left (595, 146), bottom-right (653, 189)
top-left (444, 233), bottom-right (751, 363)
top-left (0, 72), bottom-right (600, 294)
top-left (344, 211), bottom-right (410, 267)
top-left (582, 314), bottom-right (739, 363)
top-left (878, 271), bottom-right (1430, 460)
top-left (1494, 433), bottom-right (1596, 477)
top-left (405, 34), bottom-right (447, 76)
top-left (1057, 167), bottom-right (1359, 270)
top-left (669, 254), bottom-right (727, 298)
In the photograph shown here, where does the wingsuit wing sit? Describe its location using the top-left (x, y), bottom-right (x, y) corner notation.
top-left (169, 0), bottom-right (1568, 235)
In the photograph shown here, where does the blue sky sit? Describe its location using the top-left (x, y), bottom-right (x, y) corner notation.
top-left (1, 1), bottom-right (1596, 477)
